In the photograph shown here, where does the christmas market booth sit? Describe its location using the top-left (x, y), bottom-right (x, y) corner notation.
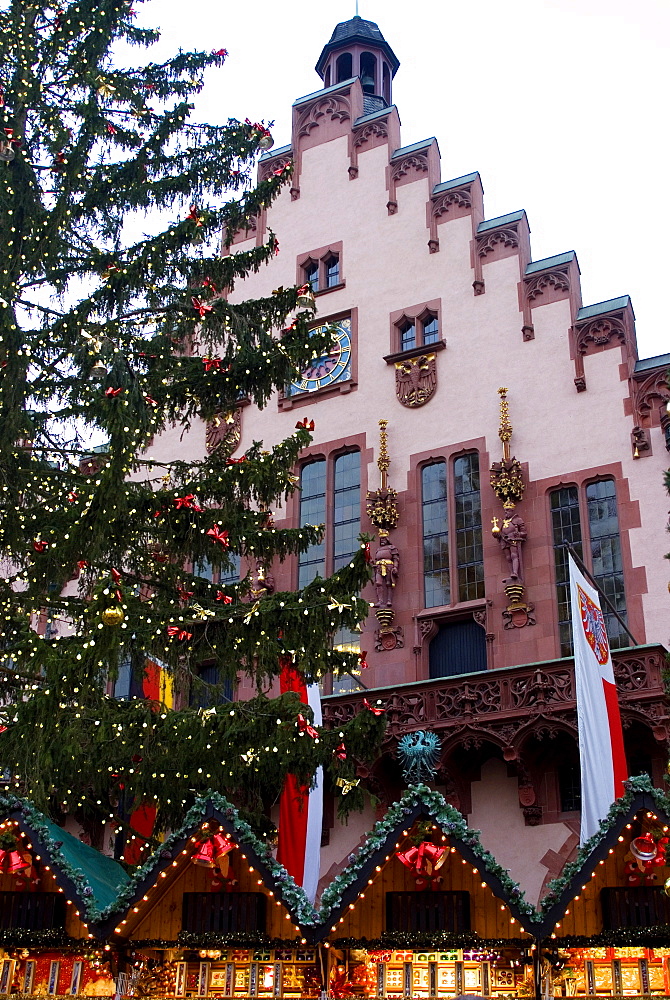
top-left (101, 793), bottom-right (324, 1000)
top-left (534, 777), bottom-right (670, 997)
top-left (312, 786), bottom-right (540, 1000)
top-left (0, 794), bottom-right (129, 996)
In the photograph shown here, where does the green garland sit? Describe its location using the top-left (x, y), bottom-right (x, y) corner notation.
top-left (101, 791), bottom-right (319, 928)
top-left (539, 775), bottom-right (670, 917)
top-left (550, 928), bottom-right (670, 948)
top-left (317, 785), bottom-right (539, 928)
top-left (0, 929), bottom-right (73, 947)
top-left (0, 793), bottom-right (129, 925)
top-left (332, 935), bottom-right (532, 950)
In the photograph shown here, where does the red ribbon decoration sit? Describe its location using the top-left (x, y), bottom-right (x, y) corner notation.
top-left (334, 742), bottom-right (347, 761)
top-left (363, 697), bottom-right (385, 716)
top-left (167, 626), bottom-right (192, 641)
top-left (396, 841), bottom-right (447, 889)
top-left (144, 394), bottom-right (158, 405)
top-left (173, 494), bottom-right (202, 510)
top-left (226, 456), bottom-right (246, 465)
top-left (202, 277), bottom-right (218, 293)
top-left (216, 592), bottom-right (233, 603)
top-left (207, 526), bottom-right (229, 548)
top-left (177, 587), bottom-right (194, 604)
top-left (359, 650), bottom-right (369, 670)
top-left (105, 386), bottom-right (122, 396)
top-left (364, 542), bottom-right (371, 564)
top-left (297, 714), bottom-right (319, 739)
top-left (211, 48), bottom-right (228, 57)
top-left (67, 491), bottom-right (78, 503)
top-left (33, 540), bottom-right (48, 553)
top-left (192, 297), bottom-right (213, 318)
top-left (77, 560), bottom-right (88, 569)
top-left (202, 357), bottom-right (220, 371)
top-left (111, 568), bottom-right (121, 583)
top-left (106, 123), bottom-right (116, 135)
top-left (295, 418), bottom-right (315, 430)
top-left (186, 204), bottom-right (200, 221)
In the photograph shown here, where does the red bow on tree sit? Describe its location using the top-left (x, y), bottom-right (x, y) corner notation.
top-left (77, 560), bottom-right (88, 569)
top-left (167, 626), bottom-right (192, 641)
top-left (359, 651), bottom-right (369, 670)
top-left (67, 491), bottom-right (78, 503)
top-left (207, 526), bottom-right (229, 548)
top-left (363, 698), bottom-right (385, 716)
top-left (334, 742), bottom-right (347, 761)
top-left (202, 277), bottom-right (218, 293)
top-left (186, 204), bottom-right (201, 223)
top-left (177, 587), bottom-right (194, 604)
top-left (173, 494), bottom-right (202, 510)
top-left (297, 714), bottom-right (319, 739)
top-left (272, 238), bottom-right (280, 255)
top-left (106, 123), bottom-right (116, 135)
top-left (211, 48), bottom-right (228, 57)
top-left (105, 386), bottom-right (123, 397)
top-left (295, 418), bottom-right (315, 430)
top-left (202, 357), bottom-right (220, 371)
top-left (226, 456), bottom-right (246, 465)
top-left (216, 592), bottom-right (233, 604)
top-left (364, 542), bottom-right (371, 564)
top-left (33, 540), bottom-right (48, 553)
top-left (192, 297), bottom-right (213, 318)
top-left (144, 394), bottom-right (158, 405)
top-left (111, 568), bottom-right (121, 583)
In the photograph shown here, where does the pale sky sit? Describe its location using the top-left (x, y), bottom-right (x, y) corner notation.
top-left (131, 0), bottom-right (668, 362)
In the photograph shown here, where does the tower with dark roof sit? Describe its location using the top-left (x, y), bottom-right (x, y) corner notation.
top-left (315, 15), bottom-right (399, 113)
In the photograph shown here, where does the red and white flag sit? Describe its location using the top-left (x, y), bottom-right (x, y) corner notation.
top-left (277, 662), bottom-right (322, 902)
top-left (569, 554), bottom-right (627, 844)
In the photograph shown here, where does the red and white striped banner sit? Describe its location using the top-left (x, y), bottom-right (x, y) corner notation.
top-left (569, 554), bottom-right (627, 844)
top-left (277, 663), bottom-right (322, 902)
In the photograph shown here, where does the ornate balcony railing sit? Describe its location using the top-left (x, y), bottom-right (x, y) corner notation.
top-left (322, 644), bottom-right (669, 757)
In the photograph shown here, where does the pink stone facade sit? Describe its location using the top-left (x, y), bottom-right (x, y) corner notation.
top-left (152, 19), bottom-right (670, 900)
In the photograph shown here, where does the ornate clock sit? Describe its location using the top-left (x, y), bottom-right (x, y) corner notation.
top-left (286, 318), bottom-right (351, 396)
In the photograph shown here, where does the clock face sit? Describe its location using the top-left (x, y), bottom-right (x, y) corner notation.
top-left (287, 318), bottom-right (351, 396)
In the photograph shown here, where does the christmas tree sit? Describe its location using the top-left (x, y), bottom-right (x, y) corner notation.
top-left (0, 0), bottom-right (382, 842)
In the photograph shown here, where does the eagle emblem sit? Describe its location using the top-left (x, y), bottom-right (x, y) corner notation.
top-left (395, 353), bottom-right (437, 407)
top-left (577, 584), bottom-right (610, 665)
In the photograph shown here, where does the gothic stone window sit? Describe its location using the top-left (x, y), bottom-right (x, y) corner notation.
top-left (299, 244), bottom-right (344, 295)
top-left (298, 451), bottom-right (362, 695)
top-left (550, 479), bottom-right (627, 657)
top-left (298, 450), bottom-right (360, 585)
top-left (396, 310), bottom-right (439, 353)
top-left (421, 453), bottom-right (484, 608)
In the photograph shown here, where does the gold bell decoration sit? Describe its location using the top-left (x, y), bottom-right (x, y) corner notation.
top-left (102, 605), bottom-right (124, 626)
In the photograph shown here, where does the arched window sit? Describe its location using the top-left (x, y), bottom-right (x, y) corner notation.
top-left (549, 479), bottom-right (627, 656)
top-left (421, 454), bottom-right (483, 609)
top-left (382, 62), bottom-right (391, 105)
top-left (360, 52), bottom-right (377, 94)
top-left (336, 52), bottom-right (352, 83)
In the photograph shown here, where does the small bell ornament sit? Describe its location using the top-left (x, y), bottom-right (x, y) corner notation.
top-left (257, 129), bottom-right (274, 150)
top-left (102, 606), bottom-right (124, 626)
top-left (296, 284), bottom-right (315, 310)
top-left (90, 359), bottom-right (108, 379)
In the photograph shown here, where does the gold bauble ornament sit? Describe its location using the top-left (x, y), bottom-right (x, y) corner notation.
top-left (102, 605), bottom-right (124, 626)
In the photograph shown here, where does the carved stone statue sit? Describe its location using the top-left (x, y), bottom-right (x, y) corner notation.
top-left (249, 561), bottom-right (275, 600)
top-left (373, 531), bottom-right (400, 607)
top-left (498, 512), bottom-right (527, 584)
